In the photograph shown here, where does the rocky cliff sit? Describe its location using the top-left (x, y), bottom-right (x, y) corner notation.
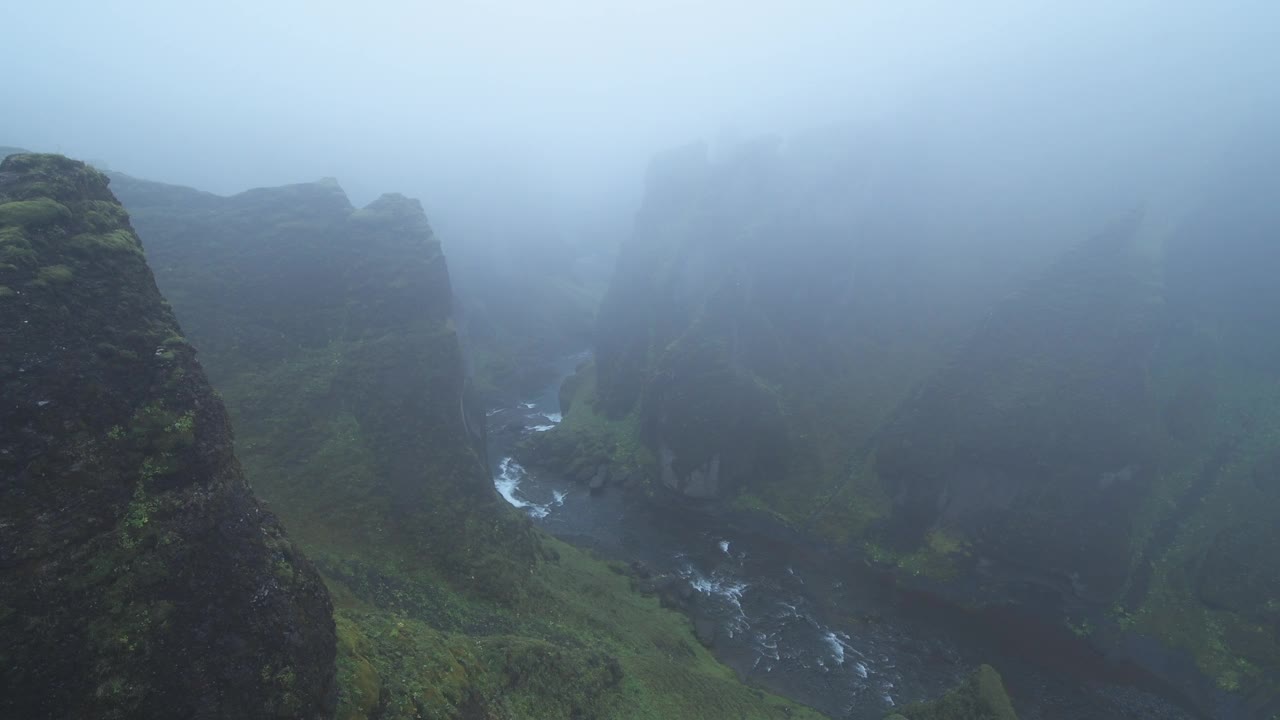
top-left (870, 156), bottom-right (1280, 715)
top-left (554, 138), bottom-right (1280, 716)
top-left (0, 154), bottom-right (336, 718)
top-left (873, 214), bottom-right (1163, 601)
top-left (546, 138), bottom-right (1060, 523)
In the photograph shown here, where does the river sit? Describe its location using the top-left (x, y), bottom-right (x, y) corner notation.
top-left (485, 354), bottom-right (1202, 720)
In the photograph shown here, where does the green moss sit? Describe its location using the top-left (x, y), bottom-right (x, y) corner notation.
top-left (898, 665), bottom-right (1018, 720)
top-left (0, 286), bottom-right (13, 298)
top-left (30, 263), bottom-right (74, 286)
top-left (730, 492), bottom-right (798, 529)
top-left (128, 402), bottom-right (197, 453)
top-left (806, 453), bottom-right (891, 545)
top-left (119, 482), bottom-right (160, 550)
top-left (0, 227), bottom-right (36, 265)
top-left (78, 199), bottom-right (130, 232)
top-left (0, 198), bottom-right (71, 228)
top-left (523, 364), bottom-right (656, 486)
top-left (69, 229), bottom-right (142, 254)
top-left (865, 528), bottom-right (968, 582)
top-left (1, 153), bottom-right (337, 719)
top-left (1123, 370), bottom-right (1280, 694)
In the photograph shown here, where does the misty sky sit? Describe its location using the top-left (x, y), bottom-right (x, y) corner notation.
top-left (4, 1), bottom-right (1277, 250)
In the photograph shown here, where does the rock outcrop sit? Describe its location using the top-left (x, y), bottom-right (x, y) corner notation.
top-left (0, 154), bottom-right (335, 718)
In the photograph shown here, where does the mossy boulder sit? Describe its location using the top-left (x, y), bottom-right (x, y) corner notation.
top-left (0, 154), bottom-right (336, 719)
top-left (893, 665), bottom-right (1017, 720)
top-left (0, 197), bottom-right (72, 227)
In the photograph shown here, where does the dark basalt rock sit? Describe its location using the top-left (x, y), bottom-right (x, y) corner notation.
top-left (875, 214), bottom-right (1163, 601)
top-left (0, 154), bottom-right (336, 719)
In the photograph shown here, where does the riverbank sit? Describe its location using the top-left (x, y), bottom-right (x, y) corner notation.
top-left (486, 355), bottom-right (1208, 720)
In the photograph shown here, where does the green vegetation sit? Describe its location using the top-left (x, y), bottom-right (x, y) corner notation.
top-left (1117, 368), bottom-right (1280, 692)
top-left (893, 665), bottom-right (1018, 720)
top-left (865, 529), bottom-right (969, 582)
top-left (69, 228), bottom-right (143, 254)
top-left (0, 198), bottom-right (71, 227)
top-left (0, 154), bottom-right (335, 719)
top-left (520, 363), bottom-right (656, 489)
top-left (329, 537), bottom-right (821, 719)
top-left (116, 171), bottom-right (820, 718)
top-left (32, 263), bottom-right (73, 284)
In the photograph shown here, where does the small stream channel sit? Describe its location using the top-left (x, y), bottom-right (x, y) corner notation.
top-left (485, 354), bottom-right (1203, 720)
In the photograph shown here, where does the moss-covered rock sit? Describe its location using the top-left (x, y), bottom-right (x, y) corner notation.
top-left (0, 154), bottom-right (336, 719)
top-left (893, 665), bottom-right (1017, 720)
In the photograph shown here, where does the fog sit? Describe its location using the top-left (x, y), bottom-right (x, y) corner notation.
top-left (7, 4), bottom-right (1280, 717)
top-left (5, 1), bottom-right (1277, 256)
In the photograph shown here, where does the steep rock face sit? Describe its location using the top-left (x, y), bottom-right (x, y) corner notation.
top-left (595, 143), bottom-right (789, 498)
top-left (874, 215), bottom-right (1164, 602)
top-left (576, 137), bottom-right (1280, 714)
top-left (111, 174), bottom-right (538, 597)
top-left (577, 137), bottom-right (1062, 528)
top-left (876, 157), bottom-right (1280, 711)
top-left (1117, 154), bottom-right (1280, 709)
top-left (0, 154), bottom-right (335, 719)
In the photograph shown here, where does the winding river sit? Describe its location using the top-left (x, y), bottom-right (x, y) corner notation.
top-left (486, 354), bottom-right (1202, 720)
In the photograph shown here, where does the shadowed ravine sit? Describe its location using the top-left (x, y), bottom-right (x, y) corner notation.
top-left (486, 354), bottom-right (1206, 720)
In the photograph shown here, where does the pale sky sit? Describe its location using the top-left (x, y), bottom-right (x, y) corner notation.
top-left (4, 1), bottom-right (1277, 250)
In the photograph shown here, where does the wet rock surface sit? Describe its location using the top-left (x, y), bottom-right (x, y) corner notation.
top-left (0, 154), bottom-right (335, 719)
top-left (488, 360), bottom-right (1205, 720)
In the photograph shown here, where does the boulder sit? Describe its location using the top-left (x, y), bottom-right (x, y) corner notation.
top-left (590, 464), bottom-right (610, 492)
